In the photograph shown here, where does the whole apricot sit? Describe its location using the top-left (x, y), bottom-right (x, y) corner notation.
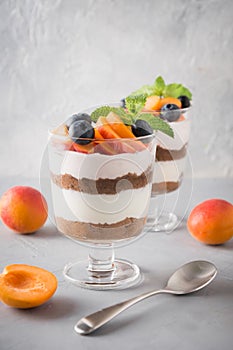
top-left (187, 199), bottom-right (233, 245)
top-left (0, 186), bottom-right (48, 234)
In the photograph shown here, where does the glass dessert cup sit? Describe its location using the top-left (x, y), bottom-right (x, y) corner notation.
top-left (48, 123), bottom-right (156, 290)
top-left (146, 106), bottom-right (192, 232)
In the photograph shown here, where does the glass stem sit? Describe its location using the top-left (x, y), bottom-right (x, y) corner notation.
top-left (88, 245), bottom-right (115, 278)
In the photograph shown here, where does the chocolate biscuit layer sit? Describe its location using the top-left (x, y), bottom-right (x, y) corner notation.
top-left (56, 217), bottom-right (146, 243)
top-left (51, 165), bottom-right (152, 195)
top-left (156, 144), bottom-right (187, 161)
top-left (152, 181), bottom-right (180, 194)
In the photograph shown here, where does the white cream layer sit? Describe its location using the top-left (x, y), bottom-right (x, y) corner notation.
top-left (157, 119), bottom-right (190, 151)
top-left (51, 182), bottom-right (151, 224)
top-left (153, 158), bottom-right (186, 183)
top-left (58, 148), bottom-right (153, 180)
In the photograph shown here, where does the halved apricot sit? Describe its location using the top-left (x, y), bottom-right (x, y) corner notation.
top-left (0, 264), bottom-right (57, 309)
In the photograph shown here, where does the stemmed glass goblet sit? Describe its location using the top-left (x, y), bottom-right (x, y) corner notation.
top-left (146, 106), bottom-right (192, 232)
top-left (48, 105), bottom-right (156, 290)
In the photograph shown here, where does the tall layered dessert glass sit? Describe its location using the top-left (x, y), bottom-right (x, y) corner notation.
top-left (148, 106), bottom-right (191, 231)
top-left (124, 75), bottom-right (192, 232)
top-left (48, 107), bottom-right (156, 289)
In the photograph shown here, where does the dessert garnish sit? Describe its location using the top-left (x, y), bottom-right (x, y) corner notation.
top-left (125, 75), bottom-right (192, 122)
top-left (52, 76), bottom-right (193, 155)
top-left (66, 113), bottom-right (92, 129)
top-left (53, 100), bottom-right (174, 154)
top-left (90, 105), bottom-right (174, 138)
top-left (69, 120), bottom-right (94, 145)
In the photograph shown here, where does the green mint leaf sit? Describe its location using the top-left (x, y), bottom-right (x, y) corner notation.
top-left (136, 113), bottom-right (174, 138)
top-left (90, 106), bottom-right (133, 125)
top-left (125, 94), bottom-right (147, 114)
top-left (164, 83), bottom-right (192, 99)
top-left (127, 76), bottom-right (192, 101)
top-left (115, 109), bottom-right (134, 125)
top-left (130, 84), bottom-right (155, 97)
top-left (91, 106), bottom-right (112, 122)
top-left (129, 76), bottom-right (166, 98)
top-left (153, 76), bottom-right (166, 96)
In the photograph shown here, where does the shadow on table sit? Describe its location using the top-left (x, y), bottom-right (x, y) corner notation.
top-left (12, 296), bottom-right (79, 320)
top-left (25, 224), bottom-right (62, 240)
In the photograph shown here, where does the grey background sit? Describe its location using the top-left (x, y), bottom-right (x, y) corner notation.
top-left (0, 0), bottom-right (233, 178)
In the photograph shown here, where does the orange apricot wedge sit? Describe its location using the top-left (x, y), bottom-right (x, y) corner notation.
top-left (106, 112), bottom-right (135, 138)
top-left (97, 124), bottom-right (121, 139)
top-left (94, 128), bottom-right (104, 140)
top-left (72, 142), bottom-right (94, 154)
top-left (96, 116), bottom-right (120, 139)
top-left (0, 264), bottom-right (57, 309)
top-left (95, 115), bottom-right (147, 154)
top-left (144, 95), bottom-right (161, 111)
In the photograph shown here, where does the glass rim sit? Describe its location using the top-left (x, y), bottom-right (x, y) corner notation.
top-left (48, 128), bottom-right (156, 143)
top-left (48, 100), bottom-right (192, 142)
top-left (78, 100), bottom-right (192, 113)
top-left (142, 105), bottom-right (192, 114)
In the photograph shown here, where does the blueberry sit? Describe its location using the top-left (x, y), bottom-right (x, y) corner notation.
top-left (160, 104), bottom-right (181, 122)
top-left (66, 113), bottom-right (91, 129)
top-left (120, 98), bottom-right (126, 108)
top-left (132, 120), bottom-right (153, 137)
top-left (69, 120), bottom-right (94, 145)
top-left (178, 95), bottom-right (190, 108)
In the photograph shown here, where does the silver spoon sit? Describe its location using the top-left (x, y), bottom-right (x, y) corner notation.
top-left (75, 260), bottom-right (217, 335)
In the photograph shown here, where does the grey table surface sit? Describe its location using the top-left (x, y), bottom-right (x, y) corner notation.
top-left (0, 177), bottom-right (233, 350)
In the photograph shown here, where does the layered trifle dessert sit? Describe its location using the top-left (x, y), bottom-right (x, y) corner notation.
top-left (48, 107), bottom-right (171, 244)
top-left (124, 76), bottom-right (192, 195)
top-left (151, 111), bottom-right (190, 194)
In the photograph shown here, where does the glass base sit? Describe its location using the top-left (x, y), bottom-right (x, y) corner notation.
top-left (63, 258), bottom-right (141, 290)
top-left (146, 210), bottom-right (178, 232)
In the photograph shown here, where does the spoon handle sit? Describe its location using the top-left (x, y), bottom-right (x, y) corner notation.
top-left (75, 289), bottom-right (168, 335)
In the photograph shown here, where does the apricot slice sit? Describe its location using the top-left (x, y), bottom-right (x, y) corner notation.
top-left (144, 95), bottom-right (161, 111)
top-left (97, 124), bottom-right (120, 139)
top-left (94, 128), bottom-right (104, 140)
top-left (95, 116), bottom-right (146, 154)
top-left (106, 112), bottom-right (135, 138)
top-left (0, 264), bottom-right (57, 308)
top-left (72, 142), bottom-right (94, 154)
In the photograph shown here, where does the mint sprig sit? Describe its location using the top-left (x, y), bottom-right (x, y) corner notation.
top-left (153, 76), bottom-right (166, 96)
top-left (89, 75), bottom-right (192, 138)
top-left (125, 76), bottom-right (192, 112)
top-left (136, 113), bottom-right (174, 138)
top-left (125, 94), bottom-right (147, 114)
top-left (90, 105), bottom-right (174, 138)
top-left (91, 106), bottom-right (133, 125)
top-left (163, 83), bottom-right (192, 99)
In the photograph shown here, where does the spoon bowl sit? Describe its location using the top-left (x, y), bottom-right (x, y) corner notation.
top-left (165, 260), bottom-right (217, 294)
top-left (75, 260), bottom-right (217, 335)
